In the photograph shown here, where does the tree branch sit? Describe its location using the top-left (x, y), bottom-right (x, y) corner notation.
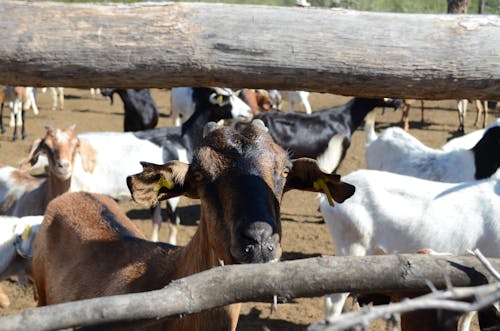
top-left (310, 250), bottom-right (500, 331)
top-left (308, 283), bottom-right (500, 331)
top-left (0, 254), bottom-right (499, 331)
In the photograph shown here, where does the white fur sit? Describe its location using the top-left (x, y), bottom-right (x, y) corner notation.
top-left (364, 115), bottom-right (500, 182)
top-left (319, 169), bottom-right (500, 321)
top-left (171, 87), bottom-right (196, 126)
top-left (70, 132), bottom-right (164, 200)
top-left (278, 90), bottom-right (312, 114)
top-left (316, 134), bottom-right (345, 173)
top-left (0, 215), bottom-right (43, 307)
top-left (441, 118), bottom-right (500, 151)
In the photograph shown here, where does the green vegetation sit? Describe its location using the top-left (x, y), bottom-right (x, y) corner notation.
top-left (50, 0), bottom-right (500, 14)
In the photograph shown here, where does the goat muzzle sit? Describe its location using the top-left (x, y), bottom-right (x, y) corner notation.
top-left (231, 221), bottom-right (281, 264)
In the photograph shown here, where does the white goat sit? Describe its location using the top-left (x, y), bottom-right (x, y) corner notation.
top-left (319, 169), bottom-right (500, 324)
top-left (41, 87), bottom-right (64, 111)
top-left (364, 111), bottom-right (500, 182)
top-left (269, 90), bottom-right (312, 114)
top-left (441, 118), bottom-right (500, 151)
top-left (457, 99), bottom-right (488, 133)
top-left (0, 215), bottom-right (43, 308)
top-left (1, 125), bottom-right (95, 216)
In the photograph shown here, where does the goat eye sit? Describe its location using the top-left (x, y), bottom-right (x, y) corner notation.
top-left (281, 168), bottom-right (290, 178)
top-left (194, 172), bottom-right (204, 182)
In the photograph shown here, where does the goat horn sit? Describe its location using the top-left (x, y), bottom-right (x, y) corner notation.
top-left (203, 121), bottom-right (220, 138)
top-left (44, 124), bottom-right (53, 131)
top-left (251, 119), bottom-right (268, 132)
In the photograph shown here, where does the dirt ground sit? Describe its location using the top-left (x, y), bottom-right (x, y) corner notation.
top-left (0, 88), bottom-right (497, 330)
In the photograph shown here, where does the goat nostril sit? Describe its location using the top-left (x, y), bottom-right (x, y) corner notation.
top-left (244, 245), bottom-right (254, 253)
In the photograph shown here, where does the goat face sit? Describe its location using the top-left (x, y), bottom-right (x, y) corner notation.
top-left (44, 127), bottom-right (80, 180)
top-left (199, 87), bottom-right (253, 122)
top-left (128, 121), bottom-right (356, 265)
top-left (29, 126), bottom-right (80, 181)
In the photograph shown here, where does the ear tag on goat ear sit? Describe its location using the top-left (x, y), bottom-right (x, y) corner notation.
top-left (153, 175), bottom-right (175, 193)
top-left (217, 95), bottom-right (224, 104)
top-left (21, 225), bottom-right (32, 241)
top-left (313, 178), bottom-right (335, 207)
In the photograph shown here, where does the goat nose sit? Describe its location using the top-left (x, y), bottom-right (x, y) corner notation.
top-left (243, 221), bottom-right (274, 244)
top-left (58, 160), bottom-right (70, 169)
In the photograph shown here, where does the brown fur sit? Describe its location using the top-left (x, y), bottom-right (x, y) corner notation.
top-left (0, 126), bottom-right (86, 216)
top-left (400, 99), bottom-right (425, 131)
top-left (33, 122), bottom-right (355, 330)
top-left (238, 89), bottom-right (274, 115)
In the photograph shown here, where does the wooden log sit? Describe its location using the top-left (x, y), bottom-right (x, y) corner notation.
top-left (0, 1), bottom-right (499, 100)
top-left (0, 254), bottom-right (498, 331)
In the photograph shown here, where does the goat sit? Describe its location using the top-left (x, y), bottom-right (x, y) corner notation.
top-left (32, 120), bottom-right (356, 331)
top-left (171, 87), bottom-right (249, 126)
top-left (41, 87), bottom-right (64, 111)
top-left (236, 89), bottom-right (276, 115)
top-left (0, 86), bottom-right (38, 141)
top-left (89, 88), bottom-right (101, 98)
top-left (100, 88), bottom-right (159, 132)
top-left (0, 215), bottom-right (43, 308)
top-left (250, 98), bottom-right (402, 173)
top-left (457, 99), bottom-right (489, 134)
top-left (364, 111), bottom-right (500, 182)
top-left (1, 125), bottom-right (96, 216)
top-left (399, 99), bottom-right (425, 131)
top-left (30, 87), bottom-right (253, 244)
top-left (270, 90), bottom-right (312, 114)
top-left (441, 118), bottom-right (500, 151)
top-left (318, 169), bottom-right (500, 325)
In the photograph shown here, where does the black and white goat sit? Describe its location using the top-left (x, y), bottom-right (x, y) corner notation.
top-left (250, 98), bottom-right (402, 173)
top-left (31, 88), bottom-right (252, 244)
top-left (441, 118), bottom-right (500, 151)
top-left (100, 88), bottom-right (159, 132)
top-left (364, 112), bottom-right (500, 182)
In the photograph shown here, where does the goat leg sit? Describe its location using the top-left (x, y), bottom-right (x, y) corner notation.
top-left (21, 108), bottom-right (26, 140)
top-left (0, 103), bottom-right (5, 134)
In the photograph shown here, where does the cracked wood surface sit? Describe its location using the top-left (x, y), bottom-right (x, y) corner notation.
top-left (0, 1), bottom-right (499, 99)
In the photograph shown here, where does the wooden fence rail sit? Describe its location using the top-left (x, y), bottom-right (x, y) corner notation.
top-left (0, 254), bottom-right (498, 331)
top-left (0, 1), bottom-right (499, 99)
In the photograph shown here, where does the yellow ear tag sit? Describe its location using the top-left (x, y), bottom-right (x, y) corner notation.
top-left (217, 95), bottom-right (224, 104)
top-left (21, 225), bottom-right (32, 241)
top-left (153, 175), bottom-right (175, 193)
top-left (313, 178), bottom-right (335, 207)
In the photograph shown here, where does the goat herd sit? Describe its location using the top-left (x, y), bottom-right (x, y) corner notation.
top-left (0, 87), bottom-right (498, 331)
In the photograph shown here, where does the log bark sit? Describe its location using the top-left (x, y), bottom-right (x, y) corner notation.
top-left (0, 1), bottom-right (499, 100)
top-left (0, 254), bottom-right (498, 331)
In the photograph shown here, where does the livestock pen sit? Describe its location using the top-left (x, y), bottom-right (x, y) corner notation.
top-left (0, 1), bottom-right (499, 330)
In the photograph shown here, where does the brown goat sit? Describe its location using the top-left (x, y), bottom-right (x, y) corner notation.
top-left (0, 125), bottom-right (96, 216)
top-left (400, 99), bottom-right (425, 131)
top-left (237, 89), bottom-right (275, 115)
top-left (32, 120), bottom-right (355, 331)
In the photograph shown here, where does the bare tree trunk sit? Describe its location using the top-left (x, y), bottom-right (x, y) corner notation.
top-left (0, 1), bottom-right (498, 100)
top-left (0, 254), bottom-right (498, 331)
top-left (478, 0), bottom-right (485, 14)
top-left (448, 0), bottom-right (469, 14)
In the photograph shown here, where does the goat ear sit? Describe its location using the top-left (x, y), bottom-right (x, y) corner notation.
top-left (19, 138), bottom-right (44, 171)
top-left (284, 158), bottom-right (356, 204)
top-left (127, 161), bottom-right (196, 206)
top-left (77, 139), bottom-right (97, 173)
